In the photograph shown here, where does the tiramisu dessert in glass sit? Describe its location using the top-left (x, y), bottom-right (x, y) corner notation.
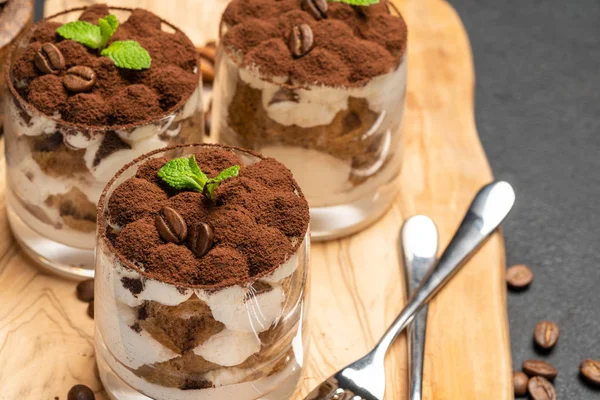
top-left (211, 0), bottom-right (407, 240)
top-left (0, 0), bottom-right (34, 128)
top-left (95, 144), bottom-right (310, 400)
top-left (4, 4), bottom-right (203, 277)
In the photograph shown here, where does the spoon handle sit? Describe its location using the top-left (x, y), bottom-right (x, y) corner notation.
top-left (402, 216), bottom-right (438, 400)
top-left (375, 181), bottom-right (515, 357)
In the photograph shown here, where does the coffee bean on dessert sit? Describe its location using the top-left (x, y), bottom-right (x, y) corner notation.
top-left (156, 207), bottom-right (188, 243)
top-left (289, 24), bottom-right (314, 58)
top-left (67, 384), bottom-right (95, 400)
top-left (34, 43), bottom-right (65, 75)
top-left (506, 264), bottom-right (533, 289)
top-left (87, 300), bottom-right (94, 319)
top-left (513, 371), bottom-right (529, 397)
top-left (189, 222), bottom-right (214, 258)
top-left (580, 359), bottom-right (600, 386)
top-left (522, 359), bottom-right (558, 380)
top-left (63, 66), bottom-right (97, 93)
top-left (302, 0), bottom-right (327, 20)
top-left (76, 279), bottom-right (94, 302)
top-left (533, 320), bottom-right (560, 350)
top-left (527, 376), bottom-right (556, 400)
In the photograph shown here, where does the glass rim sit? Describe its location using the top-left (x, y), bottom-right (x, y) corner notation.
top-left (5, 5), bottom-right (201, 133)
top-left (0, 0), bottom-right (33, 48)
top-left (96, 143), bottom-right (310, 290)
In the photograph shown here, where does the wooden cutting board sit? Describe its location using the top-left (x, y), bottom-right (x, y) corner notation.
top-left (0, 0), bottom-right (513, 399)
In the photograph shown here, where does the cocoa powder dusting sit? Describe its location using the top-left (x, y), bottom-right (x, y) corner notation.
top-left (222, 0), bottom-right (408, 87)
top-left (105, 147), bottom-right (309, 288)
top-left (11, 4), bottom-right (198, 127)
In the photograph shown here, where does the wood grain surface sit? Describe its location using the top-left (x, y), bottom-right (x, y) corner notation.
top-left (0, 0), bottom-right (513, 399)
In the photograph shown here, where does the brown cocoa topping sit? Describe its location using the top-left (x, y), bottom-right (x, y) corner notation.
top-left (107, 177), bottom-right (168, 226)
top-left (11, 4), bottom-right (199, 127)
top-left (104, 146), bottom-right (309, 288)
top-left (115, 218), bottom-right (163, 264)
top-left (64, 93), bottom-right (111, 126)
top-left (222, 0), bottom-right (407, 87)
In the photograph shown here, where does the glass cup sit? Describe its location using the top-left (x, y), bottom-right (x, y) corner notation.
top-left (4, 7), bottom-right (203, 278)
top-left (211, 5), bottom-right (406, 240)
top-left (0, 0), bottom-right (34, 129)
top-left (95, 144), bottom-right (310, 400)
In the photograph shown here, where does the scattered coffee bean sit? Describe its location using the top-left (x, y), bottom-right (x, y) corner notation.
top-left (206, 40), bottom-right (216, 49)
top-left (527, 376), bottom-right (556, 400)
top-left (87, 300), bottom-right (94, 319)
top-left (513, 371), bottom-right (529, 397)
top-left (269, 87), bottom-right (300, 105)
top-left (506, 264), bottom-right (533, 289)
top-left (76, 279), bottom-right (94, 302)
top-left (289, 24), bottom-right (314, 58)
top-left (580, 359), bottom-right (600, 386)
top-left (197, 46), bottom-right (216, 83)
top-left (204, 100), bottom-right (212, 136)
top-left (301, 0), bottom-right (327, 20)
top-left (522, 359), bottom-right (558, 381)
top-left (189, 222), bottom-right (214, 258)
top-left (156, 207), bottom-right (188, 243)
top-left (63, 66), bottom-right (97, 93)
top-left (533, 320), bottom-right (560, 350)
top-left (34, 43), bottom-right (65, 75)
top-left (67, 384), bottom-right (95, 400)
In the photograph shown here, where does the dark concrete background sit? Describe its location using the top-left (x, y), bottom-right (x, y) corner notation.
top-left (33, 0), bottom-right (600, 397)
top-left (448, 0), bottom-right (600, 398)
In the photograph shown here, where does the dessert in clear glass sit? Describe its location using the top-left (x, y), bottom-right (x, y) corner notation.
top-left (4, 4), bottom-right (203, 277)
top-left (0, 0), bottom-right (34, 129)
top-left (211, 0), bottom-right (407, 240)
top-left (95, 144), bottom-right (310, 400)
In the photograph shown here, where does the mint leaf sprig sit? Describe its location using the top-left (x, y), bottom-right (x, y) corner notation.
top-left (157, 155), bottom-right (240, 200)
top-left (56, 14), bottom-right (151, 70)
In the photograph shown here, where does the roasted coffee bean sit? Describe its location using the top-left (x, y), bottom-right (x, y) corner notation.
top-left (533, 320), bottom-right (560, 350)
top-left (289, 24), bottom-right (314, 58)
top-left (527, 376), bottom-right (556, 400)
top-left (189, 222), bottom-right (214, 258)
top-left (76, 279), bottom-right (94, 302)
top-left (155, 207), bottom-right (188, 243)
top-left (63, 66), bottom-right (97, 93)
top-left (513, 371), bottom-right (529, 397)
top-left (87, 300), bottom-right (94, 319)
top-left (506, 264), bottom-right (533, 289)
top-left (269, 87), bottom-right (299, 105)
top-left (204, 100), bottom-right (212, 136)
top-left (197, 45), bottom-right (216, 83)
top-left (301, 0), bottom-right (327, 20)
top-left (34, 43), bottom-right (65, 75)
top-left (68, 384), bottom-right (95, 400)
top-left (580, 359), bottom-right (600, 386)
top-left (522, 359), bottom-right (558, 381)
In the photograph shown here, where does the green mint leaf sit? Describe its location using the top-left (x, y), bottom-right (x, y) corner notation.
top-left (56, 21), bottom-right (102, 49)
top-left (203, 165), bottom-right (240, 200)
top-left (98, 14), bottom-right (119, 49)
top-left (329, 0), bottom-right (379, 5)
top-left (158, 157), bottom-right (205, 192)
top-left (101, 40), bottom-right (152, 70)
top-left (213, 165), bottom-right (241, 183)
top-left (188, 155), bottom-right (208, 185)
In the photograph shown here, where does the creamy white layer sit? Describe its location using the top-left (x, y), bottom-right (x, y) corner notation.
top-left (96, 239), bottom-right (303, 372)
top-left (5, 88), bottom-right (202, 249)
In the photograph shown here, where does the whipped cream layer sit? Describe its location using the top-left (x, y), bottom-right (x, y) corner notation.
top-left (5, 88), bottom-right (202, 249)
top-left (95, 236), bottom-right (307, 388)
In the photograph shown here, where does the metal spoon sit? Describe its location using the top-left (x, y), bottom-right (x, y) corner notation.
top-left (304, 181), bottom-right (516, 400)
top-left (401, 216), bottom-right (439, 400)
